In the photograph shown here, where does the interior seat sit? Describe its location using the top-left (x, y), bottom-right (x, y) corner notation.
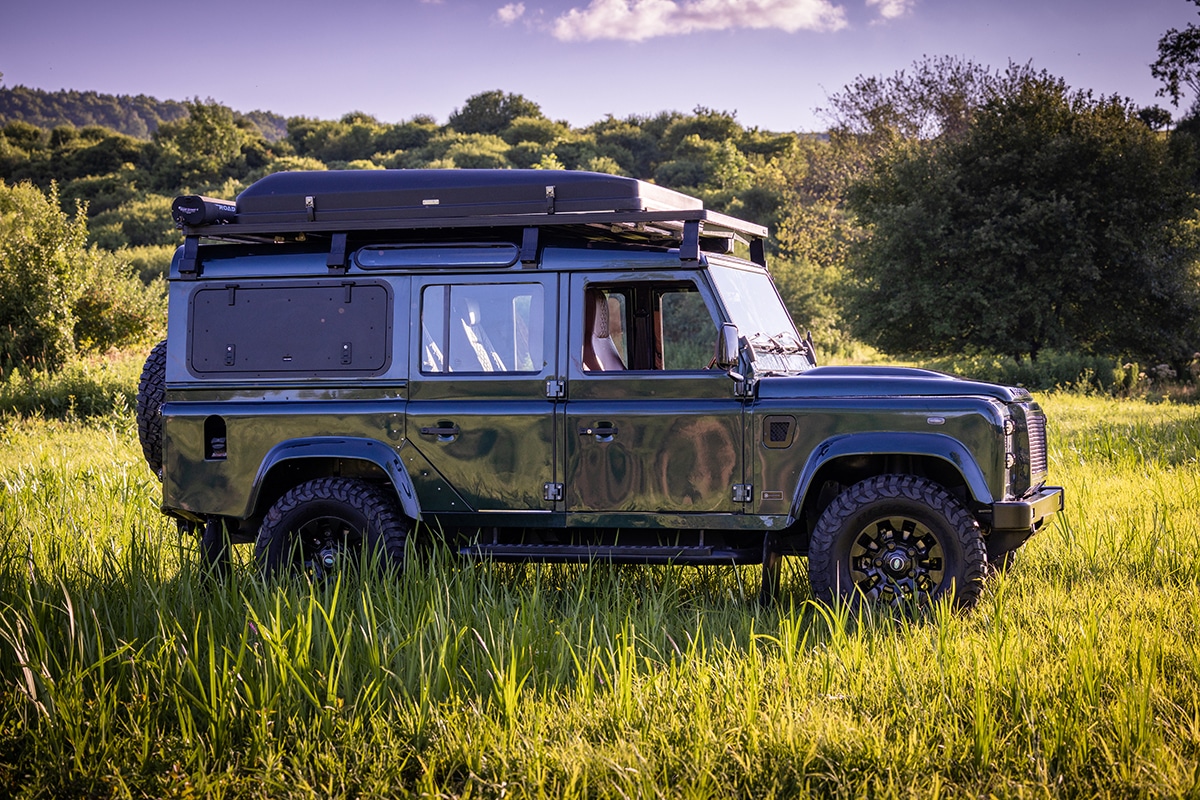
top-left (583, 288), bottom-right (626, 371)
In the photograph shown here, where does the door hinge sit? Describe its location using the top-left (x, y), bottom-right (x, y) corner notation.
top-left (733, 484), bottom-right (753, 503)
top-left (734, 380), bottom-right (753, 398)
top-left (545, 378), bottom-right (565, 399)
top-left (544, 482), bottom-right (563, 502)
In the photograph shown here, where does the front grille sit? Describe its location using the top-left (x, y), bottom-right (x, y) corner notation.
top-left (1026, 411), bottom-right (1047, 478)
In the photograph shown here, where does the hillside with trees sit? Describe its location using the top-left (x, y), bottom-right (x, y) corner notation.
top-left (2, 37), bottom-right (1200, 384)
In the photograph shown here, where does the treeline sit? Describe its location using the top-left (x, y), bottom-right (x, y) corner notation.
top-left (0, 84), bottom-right (289, 141)
top-left (3, 51), bottom-right (1200, 386)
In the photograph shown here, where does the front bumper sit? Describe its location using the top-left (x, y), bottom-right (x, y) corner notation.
top-left (990, 486), bottom-right (1064, 531)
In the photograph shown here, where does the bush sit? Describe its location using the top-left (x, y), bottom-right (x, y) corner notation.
top-left (0, 180), bottom-right (166, 373)
top-left (0, 180), bottom-right (86, 371)
top-left (0, 349), bottom-right (143, 419)
top-left (920, 349), bottom-right (1128, 393)
top-left (122, 244), bottom-right (178, 283)
top-left (73, 250), bottom-right (165, 353)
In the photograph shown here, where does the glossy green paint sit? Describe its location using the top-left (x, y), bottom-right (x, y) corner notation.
top-left (160, 237), bottom-right (1059, 547)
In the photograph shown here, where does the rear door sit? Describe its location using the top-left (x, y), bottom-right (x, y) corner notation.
top-left (406, 274), bottom-right (559, 514)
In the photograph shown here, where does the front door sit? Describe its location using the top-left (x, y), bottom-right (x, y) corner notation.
top-left (564, 272), bottom-right (744, 518)
top-left (406, 275), bottom-right (559, 514)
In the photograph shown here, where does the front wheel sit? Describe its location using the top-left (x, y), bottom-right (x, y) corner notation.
top-left (808, 475), bottom-right (986, 610)
top-left (255, 478), bottom-right (408, 579)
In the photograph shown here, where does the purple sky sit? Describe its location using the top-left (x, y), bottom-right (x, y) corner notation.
top-left (1, 0), bottom-right (1194, 132)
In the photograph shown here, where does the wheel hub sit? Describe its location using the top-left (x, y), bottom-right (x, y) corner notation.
top-left (849, 515), bottom-right (946, 607)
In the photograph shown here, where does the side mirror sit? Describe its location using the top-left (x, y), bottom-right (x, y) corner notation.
top-left (716, 323), bottom-right (740, 370)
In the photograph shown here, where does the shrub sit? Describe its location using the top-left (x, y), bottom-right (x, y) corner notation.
top-left (0, 180), bottom-right (166, 373)
top-left (0, 180), bottom-right (86, 371)
top-left (73, 250), bottom-right (165, 354)
top-left (921, 350), bottom-right (1128, 393)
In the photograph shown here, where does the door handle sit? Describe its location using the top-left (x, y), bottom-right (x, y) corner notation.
top-left (419, 423), bottom-right (460, 441)
top-left (578, 425), bottom-right (617, 441)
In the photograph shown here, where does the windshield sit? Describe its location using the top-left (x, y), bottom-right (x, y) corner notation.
top-left (709, 261), bottom-right (814, 373)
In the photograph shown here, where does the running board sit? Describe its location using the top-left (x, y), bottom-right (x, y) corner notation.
top-left (459, 542), bottom-right (763, 565)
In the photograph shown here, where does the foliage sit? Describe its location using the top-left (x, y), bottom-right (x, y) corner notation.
top-left (820, 56), bottom-right (1039, 144)
top-left (0, 348), bottom-right (145, 419)
top-left (151, 99), bottom-right (247, 192)
top-left (920, 349), bottom-right (1132, 393)
top-left (0, 181), bottom-right (88, 370)
top-left (0, 181), bottom-right (164, 372)
top-left (1151, 0), bottom-right (1200, 109)
top-left (3, 73), bottom-right (1200, 369)
top-left (72, 250), bottom-right (165, 354)
top-left (846, 72), bottom-right (1200, 364)
top-left (0, 85), bottom-right (189, 139)
top-left (448, 90), bottom-right (544, 135)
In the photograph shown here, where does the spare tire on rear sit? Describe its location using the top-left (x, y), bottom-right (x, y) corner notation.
top-left (136, 340), bottom-right (167, 480)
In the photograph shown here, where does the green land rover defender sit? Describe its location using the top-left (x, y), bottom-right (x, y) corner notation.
top-left (139, 169), bottom-right (1063, 608)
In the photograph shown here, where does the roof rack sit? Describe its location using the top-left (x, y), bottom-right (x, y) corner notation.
top-left (172, 170), bottom-right (769, 275)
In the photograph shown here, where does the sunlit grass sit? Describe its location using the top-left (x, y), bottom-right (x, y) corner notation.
top-left (1, 394), bottom-right (1199, 797)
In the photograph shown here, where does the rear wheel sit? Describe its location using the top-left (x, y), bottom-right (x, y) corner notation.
top-left (255, 478), bottom-right (408, 579)
top-left (135, 340), bottom-right (167, 479)
top-left (808, 475), bottom-right (986, 610)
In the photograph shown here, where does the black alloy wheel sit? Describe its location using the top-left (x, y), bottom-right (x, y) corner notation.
top-left (808, 474), bottom-right (987, 610)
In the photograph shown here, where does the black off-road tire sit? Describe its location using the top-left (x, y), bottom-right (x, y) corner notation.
top-left (255, 478), bottom-right (408, 579)
top-left (808, 474), bottom-right (987, 611)
top-left (136, 340), bottom-right (167, 480)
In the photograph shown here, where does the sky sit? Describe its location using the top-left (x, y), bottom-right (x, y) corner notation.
top-left (1, 0), bottom-right (1195, 133)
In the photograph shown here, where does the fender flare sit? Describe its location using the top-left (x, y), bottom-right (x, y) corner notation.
top-left (788, 431), bottom-right (994, 525)
top-left (248, 437), bottom-right (421, 522)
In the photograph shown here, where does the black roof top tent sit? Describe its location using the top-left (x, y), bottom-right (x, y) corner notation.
top-left (172, 170), bottom-right (769, 276)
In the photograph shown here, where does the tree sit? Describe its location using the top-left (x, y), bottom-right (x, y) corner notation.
top-left (151, 99), bottom-right (245, 191)
top-left (846, 73), bottom-right (1200, 363)
top-left (1152, 0), bottom-right (1200, 109)
top-left (448, 91), bottom-right (543, 136)
top-left (820, 56), bottom-right (1037, 145)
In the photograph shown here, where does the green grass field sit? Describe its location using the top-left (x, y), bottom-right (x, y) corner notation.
top-left (1, 391), bottom-right (1199, 798)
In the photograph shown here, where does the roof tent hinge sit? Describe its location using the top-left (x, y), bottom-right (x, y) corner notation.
top-left (180, 235), bottom-right (201, 279)
top-left (680, 219), bottom-right (701, 262)
top-left (305, 195), bottom-right (316, 222)
top-left (545, 185), bottom-right (556, 214)
top-left (519, 227), bottom-right (540, 267)
top-left (750, 238), bottom-right (767, 269)
top-left (327, 233), bottom-right (349, 273)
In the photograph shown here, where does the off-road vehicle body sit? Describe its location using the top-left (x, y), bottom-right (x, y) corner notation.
top-left (141, 169), bottom-right (1063, 608)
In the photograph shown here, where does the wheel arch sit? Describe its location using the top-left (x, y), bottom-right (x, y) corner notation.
top-left (788, 432), bottom-right (993, 538)
top-left (246, 437), bottom-right (422, 524)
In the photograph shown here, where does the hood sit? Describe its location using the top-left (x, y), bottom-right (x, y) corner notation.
top-left (756, 365), bottom-right (1032, 403)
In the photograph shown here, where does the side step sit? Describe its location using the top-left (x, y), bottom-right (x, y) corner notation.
top-left (459, 543), bottom-right (763, 565)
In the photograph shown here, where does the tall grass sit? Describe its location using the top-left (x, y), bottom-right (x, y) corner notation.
top-left (1, 394), bottom-right (1199, 797)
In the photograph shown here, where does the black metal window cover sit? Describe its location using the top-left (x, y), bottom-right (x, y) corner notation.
top-left (175, 169), bottom-right (767, 242)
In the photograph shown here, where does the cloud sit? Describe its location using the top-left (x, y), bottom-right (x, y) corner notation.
top-left (551, 0), bottom-right (847, 42)
top-left (495, 1), bottom-right (526, 23)
top-left (866, 0), bottom-right (912, 20)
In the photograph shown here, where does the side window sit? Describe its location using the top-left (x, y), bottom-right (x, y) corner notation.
top-left (583, 282), bottom-right (716, 371)
top-left (421, 283), bottom-right (544, 373)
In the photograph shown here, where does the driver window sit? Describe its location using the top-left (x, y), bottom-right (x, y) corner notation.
top-left (583, 282), bottom-right (716, 371)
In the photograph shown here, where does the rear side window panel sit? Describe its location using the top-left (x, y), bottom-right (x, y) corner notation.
top-left (188, 279), bottom-right (392, 377)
